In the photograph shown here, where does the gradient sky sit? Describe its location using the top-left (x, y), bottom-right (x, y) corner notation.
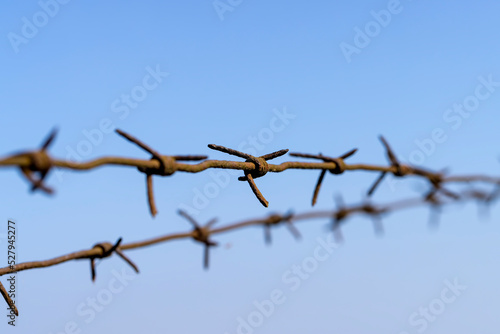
top-left (1, 1), bottom-right (500, 333)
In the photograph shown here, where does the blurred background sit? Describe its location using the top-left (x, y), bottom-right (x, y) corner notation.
top-left (1, 1), bottom-right (500, 333)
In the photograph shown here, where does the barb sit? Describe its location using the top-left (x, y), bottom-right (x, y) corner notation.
top-left (178, 210), bottom-right (218, 269)
top-left (290, 148), bottom-right (357, 205)
top-left (116, 129), bottom-right (207, 217)
top-left (0, 281), bottom-right (18, 316)
top-left (208, 144), bottom-right (288, 207)
top-left (2, 129), bottom-right (500, 215)
top-left (0, 186), bottom-right (498, 315)
top-left (7, 128), bottom-right (58, 194)
top-left (3, 128), bottom-right (500, 315)
top-left (90, 237), bottom-right (139, 281)
top-left (263, 211), bottom-right (299, 245)
top-left (367, 136), bottom-right (407, 196)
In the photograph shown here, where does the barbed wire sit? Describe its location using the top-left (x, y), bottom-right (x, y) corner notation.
top-left (1, 128), bottom-right (499, 215)
top-left (1, 128), bottom-right (500, 316)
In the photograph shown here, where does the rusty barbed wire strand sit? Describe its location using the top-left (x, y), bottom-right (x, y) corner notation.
top-left (0, 186), bottom-right (498, 315)
top-left (115, 129), bottom-right (208, 217)
top-left (290, 148), bottom-right (358, 206)
top-left (2, 128), bottom-right (500, 315)
top-left (2, 129), bottom-right (500, 215)
top-left (178, 209), bottom-right (219, 269)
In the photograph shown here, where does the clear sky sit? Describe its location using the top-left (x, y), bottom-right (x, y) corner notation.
top-left (1, 1), bottom-right (500, 333)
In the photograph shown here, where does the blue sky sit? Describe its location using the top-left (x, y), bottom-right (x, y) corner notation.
top-left (1, 0), bottom-right (500, 333)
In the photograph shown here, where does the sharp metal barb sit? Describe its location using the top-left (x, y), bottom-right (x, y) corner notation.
top-left (30, 169), bottom-right (49, 192)
top-left (289, 152), bottom-right (321, 159)
top-left (367, 172), bottom-right (387, 196)
top-left (245, 173), bottom-right (269, 207)
top-left (205, 218), bottom-right (218, 229)
top-left (110, 238), bottom-right (123, 252)
top-left (3, 131), bottom-right (500, 315)
top-left (178, 209), bottom-right (200, 228)
top-left (40, 128), bottom-right (58, 150)
top-left (312, 169), bottom-right (327, 206)
top-left (207, 144), bottom-right (251, 160)
top-left (115, 129), bottom-right (162, 160)
top-left (340, 148), bottom-right (358, 159)
top-left (115, 249), bottom-right (139, 273)
top-left (260, 149), bottom-right (289, 160)
top-left (146, 174), bottom-right (158, 217)
top-left (91, 258), bottom-right (97, 282)
top-left (0, 281), bottom-right (18, 316)
top-left (285, 221), bottom-right (301, 240)
top-left (379, 136), bottom-right (399, 167)
top-left (21, 168), bottom-right (53, 194)
top-left (290, 149), bottom-right (357, 205)
top-left (172, 155), bottom-right (208, 161)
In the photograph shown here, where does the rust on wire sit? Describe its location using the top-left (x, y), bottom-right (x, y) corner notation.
top-left (0, 281), bottom-right (18, 316)
top-left (208, 144), bottom-right (289, 207)
top-left (178, 210), bottom-right (218, 269)
top-left (290, 148), bottom-right (358, 206)
top-left (0, 188), bottom-right (497, 313)
top-left (2, 129), bottom-right (498, 215)
top-left (116, 129), bottom-right (208, 216)
top-left (2, 129), bottom-right (500, 314)
top-left (263, 211), bottom-right (299, 245)
top-left (90, 237), bottom-right (139, 281)
top-left (367, 136), bottom-right (409, 196)
top-left (6, 128), bottom-right (58, 194)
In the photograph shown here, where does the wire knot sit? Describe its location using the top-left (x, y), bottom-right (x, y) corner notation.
top-left (328, 157), bottom-right (346, 174)
top-left (392, 163), bottom-right (411, 177)
top-left (241, 156), bottom-right (269, 179)
top-left (92, 240), bottom-right (119, 259)
top-left (289, 148), bottom-right (358, 205)
top-left (208, 144), bottom-right (289, 207)
top-left (139, 155), bottom-right (177, 176)
top-left (10, 128), bottom-right (58, 194)
top-left (89, 238), bottom-right (139, 281)
top-left (266, 213), bottom-right (287, 226)
top-left (263, 211), bottom-right (300, 244)
top-left (28, 150), bottom-right (52, 173)
top-left (116, 129), bottom-right (207, 217)
top-left (178, 210), bottom-right (219, 269)
top-left (367, 136), bottom-right (410, 196)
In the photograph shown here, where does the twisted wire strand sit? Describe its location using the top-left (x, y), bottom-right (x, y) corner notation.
top-left (1, 128), bottom-right (500, 316)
